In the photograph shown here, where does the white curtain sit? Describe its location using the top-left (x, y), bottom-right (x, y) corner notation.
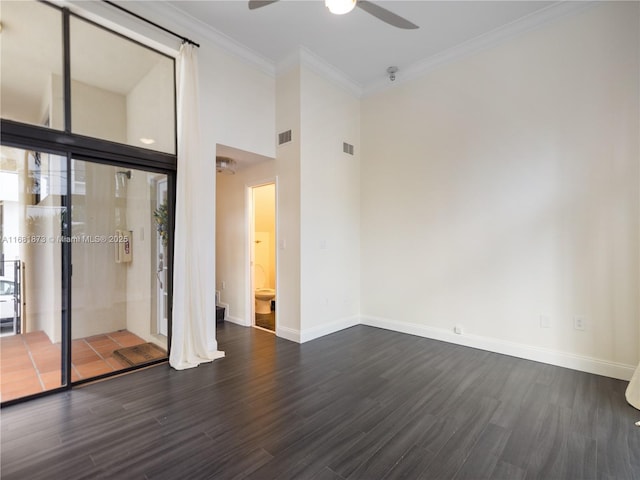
top-left (627, 362), bottom-right (640, 410)
top-left (169, 43), bottom-right (225, 370)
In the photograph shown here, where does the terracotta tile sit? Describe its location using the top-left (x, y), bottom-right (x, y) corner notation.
top-left (23, 332), bottom-right (52, 346)
top-left (1, 377), bottom-right (43, 400)
top-left (110, 335), bottom-right (145, 348)
top-left (1, 356), bottom-right (34, 371)
top-left (1, 347), bottom-right (29, 358)
top-left (1, 390), bottom-right (37, 402)
top-left (2, 329), bottom-right (153, 399)
top-left (2, 346), bottom-right (30, 356)
top-left (22, 331), bottom-right (49, 340)
top-left (72, 351), bottom-right (101, 365)
top-left (106, 356), bottom-right (129, 370)
top-left (1, 335), bottom-right (25, 345)
top-left (71, 342), bottom-right (94, 353)
top-left (32, 356), bottom-right (62, 374)
top-left (109, 330), bottom-right (145, 340)
top-left (1, 368), bottom-right (40, 386)
top-left (0, 341), bottom-right (27, 351)
top-left (31, 348), bottom-right (61, 359)
top-left (74, 359), bottom-right (114, 379)
top-left (85, 335), bottom-right (109, 344)
top-left (39, 370), bottom-right (64, 390)
top-left (92, 344), bottom-right (120, 358)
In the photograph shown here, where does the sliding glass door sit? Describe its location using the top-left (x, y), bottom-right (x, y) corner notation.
top-left (0, 146), bottom-right (67, 401)
top-left (0, 152), bottom-right (171, 401)
top-left (1, 0), bottom-right (177, 404)
top-left (69, 160), bottom-right (168, 380)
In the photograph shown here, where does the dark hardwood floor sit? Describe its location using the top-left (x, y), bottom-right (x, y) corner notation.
top-left (1, 323), bottom-right (639, 479)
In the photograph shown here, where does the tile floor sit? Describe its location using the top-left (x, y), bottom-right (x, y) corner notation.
top-left (0, 330), bottom-right (154, 402)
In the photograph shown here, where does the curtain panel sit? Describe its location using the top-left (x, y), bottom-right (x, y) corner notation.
top-left (170, 43), bottom-right (225, 370)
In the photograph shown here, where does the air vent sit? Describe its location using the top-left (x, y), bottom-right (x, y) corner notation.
top-left (343, 142), bottom-right (354, 155)
top-left (278, 130), bottom-right (292, 145)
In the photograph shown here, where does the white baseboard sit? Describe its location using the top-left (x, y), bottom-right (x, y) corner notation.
top-left (276, 325), bottom-right (300, 343)
top-left (300, 315), bottom-right (361, 343)
top-left (226, 315), bottom-right (250, 327)
top-left (360, 315), bottom-right (636, 381)
top-left (218, 301), bottom-right (230, 321)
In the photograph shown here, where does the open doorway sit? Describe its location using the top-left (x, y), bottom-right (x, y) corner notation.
top-left (251, 183), bottom-right (276, 332)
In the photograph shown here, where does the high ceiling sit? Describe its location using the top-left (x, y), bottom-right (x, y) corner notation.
top-left (167, 0), bottom-right (557, 88)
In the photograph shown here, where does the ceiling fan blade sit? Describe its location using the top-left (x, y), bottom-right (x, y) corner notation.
top-left (357, 1), bottom-right (419, 30)
top-left (248, 0), bottom-right (279, 10)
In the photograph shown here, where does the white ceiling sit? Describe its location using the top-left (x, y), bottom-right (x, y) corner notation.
top-left (167, 0), bottom-right (557, 88)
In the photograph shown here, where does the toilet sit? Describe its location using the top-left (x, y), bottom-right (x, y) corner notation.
top-left (254, 264), bottom-right (275, 314)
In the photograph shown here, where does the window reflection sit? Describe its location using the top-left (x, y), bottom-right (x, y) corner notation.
top-left (0, 1), bottom-right (63, 128)
top-left (70, 17), bottom-right (176, 153)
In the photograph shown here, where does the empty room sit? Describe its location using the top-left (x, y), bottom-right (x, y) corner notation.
top-left (1, 1), bottom-right (638, 479)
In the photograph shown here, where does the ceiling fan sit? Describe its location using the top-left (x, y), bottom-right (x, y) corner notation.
top-left (248, 0), bottom-right (419, 30)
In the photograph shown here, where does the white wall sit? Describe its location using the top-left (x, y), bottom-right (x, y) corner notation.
top-left (361, 2), bottom-right (639, 377)
top-left (215, 67), bottom-right (301, 340)
top-left (273, 67), bottom-right (302, 340)
top-left (216, 65), bottom-right (362, 344)
top-left (254, 183), bottom-right (276, 289)
top-left (299, 67), bottom-right (361, 340)
top-left (22, 154), bottom-right (63, 343)
top-left (127, 60), bottom-right (176, 154)
top-left (71, 162), bottom-right (128, 339)
top-left (70, 80), bottom-right (127, 143)
top-left (124, 171), bottom-right (169, 350)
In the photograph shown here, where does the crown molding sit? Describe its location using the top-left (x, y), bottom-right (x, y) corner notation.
top-left (363, 1), bottom-right (595, 97)
top-left (102, 1), bottom-right (277, 77)
top-left (149, 1), bottom-right (276, 76)
top-left (277, 46), bottom-right (363, 98)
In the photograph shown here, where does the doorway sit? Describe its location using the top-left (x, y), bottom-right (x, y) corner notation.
top-left (251, 183), bottom-right (276, 332)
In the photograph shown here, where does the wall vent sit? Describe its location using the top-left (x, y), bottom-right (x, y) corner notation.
top-left (278, 130), bottom-right (292, 145)
top-left (343, 142), bottom-right (354, 155)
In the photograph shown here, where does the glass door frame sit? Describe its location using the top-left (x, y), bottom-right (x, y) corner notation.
top-left (67, 154), bottom-right (176, 388)
top-left (0, 136), bottom-right (176, 405)
top-left (0, 4), bottom-right (177, 405)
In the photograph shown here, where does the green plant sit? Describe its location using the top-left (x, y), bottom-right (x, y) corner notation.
top-left (154, 201), bottom-right (168, 247)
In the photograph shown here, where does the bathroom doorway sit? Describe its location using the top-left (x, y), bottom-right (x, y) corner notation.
top-left (251, 183), bottom-right (276, 332)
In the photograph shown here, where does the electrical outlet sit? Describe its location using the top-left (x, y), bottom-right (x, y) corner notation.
top-left (221, 281), bottom-right (226, 290)
top-left (540, 315), bottom-right (551, 328)
top-left (574, 316), bottom-right (586, 331)
top-left (454, 325), bottom-right (463, 335)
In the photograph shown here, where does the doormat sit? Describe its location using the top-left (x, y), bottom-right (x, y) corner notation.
top-left (113, 343), bottom-right (167, 367)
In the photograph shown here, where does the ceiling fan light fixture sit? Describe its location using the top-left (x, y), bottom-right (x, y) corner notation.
top-left (325, 0), bottom-right (356, 15)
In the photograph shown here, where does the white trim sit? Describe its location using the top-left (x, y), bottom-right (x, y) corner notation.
top-left (276, 47), bottom-right (363, 98)
top-left (226, 315), bottom-right (250, 327)
top-left (298, 47), bottom-right (363, 98)
top-left (299, 315), bottom-right (361, 343)
top-left (247, 178), bottom-right (278, 331)
top-left (218, 301), bottom-right (230, 321)
top-left (276, 325), bottom-right (301, 343)
top-left (276, 50), bottom-right (302, 77)
top-left (360, 315), bottom-right (636, 381)
top-left (105, 0), bottom-right (276, 76)
top-left (363, 1), bottom-right (594, 96)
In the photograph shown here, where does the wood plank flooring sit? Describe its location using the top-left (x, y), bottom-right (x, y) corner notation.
top-left (1, 323), bottom-right (638, 479)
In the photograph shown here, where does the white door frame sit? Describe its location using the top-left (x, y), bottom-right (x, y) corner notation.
top-left (156, 177), bottom-right (168, 337)
top-left (246, 178), bottom-right (277, 332)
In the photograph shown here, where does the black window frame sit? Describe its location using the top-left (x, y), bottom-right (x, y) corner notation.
top-left (0, 1), bottom-right (177, 406)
